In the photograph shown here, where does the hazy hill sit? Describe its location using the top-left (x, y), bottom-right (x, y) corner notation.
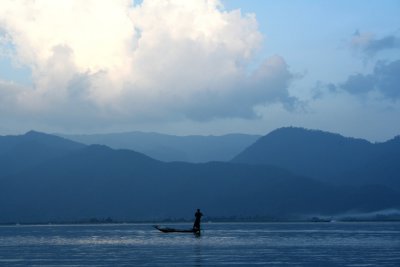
top-left (354, 136), bottom-right (400, 189)
top-left (0, 131), bottom-right (85, 177)
top-left (58, 132), bottom-right (260, 163)
top-left (232, 127), bottom-right (400, 188)
top-left (1, 131), bottom-right (399, 223)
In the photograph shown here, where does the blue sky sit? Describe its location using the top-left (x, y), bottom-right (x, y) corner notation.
top-left (222, 0), bottom-right (399, 81)
top-left (0, 0), bottom-right (399, 140)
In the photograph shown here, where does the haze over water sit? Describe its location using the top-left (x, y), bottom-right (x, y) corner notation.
top-left (1, 1), bottom-right (399, 266)
top-left (1, 222), bottom-right (399, 266)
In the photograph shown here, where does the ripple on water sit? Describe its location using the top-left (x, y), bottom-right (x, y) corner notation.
top-left (0, 223), bottom-right (399, 266)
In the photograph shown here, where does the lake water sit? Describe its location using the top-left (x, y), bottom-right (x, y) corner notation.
top-left (0, 222), bottom-right (399, 266)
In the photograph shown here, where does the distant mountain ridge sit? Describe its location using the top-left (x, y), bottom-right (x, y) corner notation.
top-left (0, 131), bottom-right (85, 178)
top-left (58, 131), bottom-right (261, 163)
top-left (232, 127), bottom-right (400, 189)
top-left (0, 130), bottom-right (399, 223)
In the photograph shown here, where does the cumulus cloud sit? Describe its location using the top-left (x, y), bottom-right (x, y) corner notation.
top-left (351, 30), bottom-right (400, 57)
top-left (0, 0), bottom-right (294, 130)
top-left (341, 60), bottom-right (400, 100)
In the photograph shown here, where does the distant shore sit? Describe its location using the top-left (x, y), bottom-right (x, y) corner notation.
top-left (2, 215), bottom-right (400, 226)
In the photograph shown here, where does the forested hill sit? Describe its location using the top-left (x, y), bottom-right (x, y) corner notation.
top-left (232, 127), bottom-right (400, 189)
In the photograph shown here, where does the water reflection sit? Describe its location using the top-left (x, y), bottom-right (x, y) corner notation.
top-left (0, 223), bottom-right (399, 266)
top-left (194, 238), bottom-right (203, 267)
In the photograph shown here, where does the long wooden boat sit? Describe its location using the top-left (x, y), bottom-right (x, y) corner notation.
top-left (154, 225), bottom-right (200, 235)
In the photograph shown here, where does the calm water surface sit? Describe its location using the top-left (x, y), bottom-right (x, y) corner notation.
top-left (0, 222), bottom-right (399, 266)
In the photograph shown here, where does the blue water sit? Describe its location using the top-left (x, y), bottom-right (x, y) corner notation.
top-left (0, 222), bottom-right (399, 266)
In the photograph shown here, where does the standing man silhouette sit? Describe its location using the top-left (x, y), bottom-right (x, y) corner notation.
top-left (193, 209), bottom-right (203, 232)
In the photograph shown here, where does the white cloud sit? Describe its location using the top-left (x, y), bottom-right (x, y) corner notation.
top-left (0, 0), bottom-right (294, 131)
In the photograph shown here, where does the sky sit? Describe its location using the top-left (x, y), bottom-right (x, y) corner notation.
top-left (0, 0), bottom-right (399, 141)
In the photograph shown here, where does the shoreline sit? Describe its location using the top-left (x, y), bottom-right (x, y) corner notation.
top-left (2, 218), bottom-right (400, 226)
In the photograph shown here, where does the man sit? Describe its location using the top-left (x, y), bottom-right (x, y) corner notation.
top-left (193, 208), bottom-right (203, 232)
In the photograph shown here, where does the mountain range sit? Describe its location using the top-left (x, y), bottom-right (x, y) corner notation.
top-left (0, 127), bottom-right (399, 223)
top-left (233, 127), bottom-right (400, 190)
top-left (58, 132), bottom-right (260, 163)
